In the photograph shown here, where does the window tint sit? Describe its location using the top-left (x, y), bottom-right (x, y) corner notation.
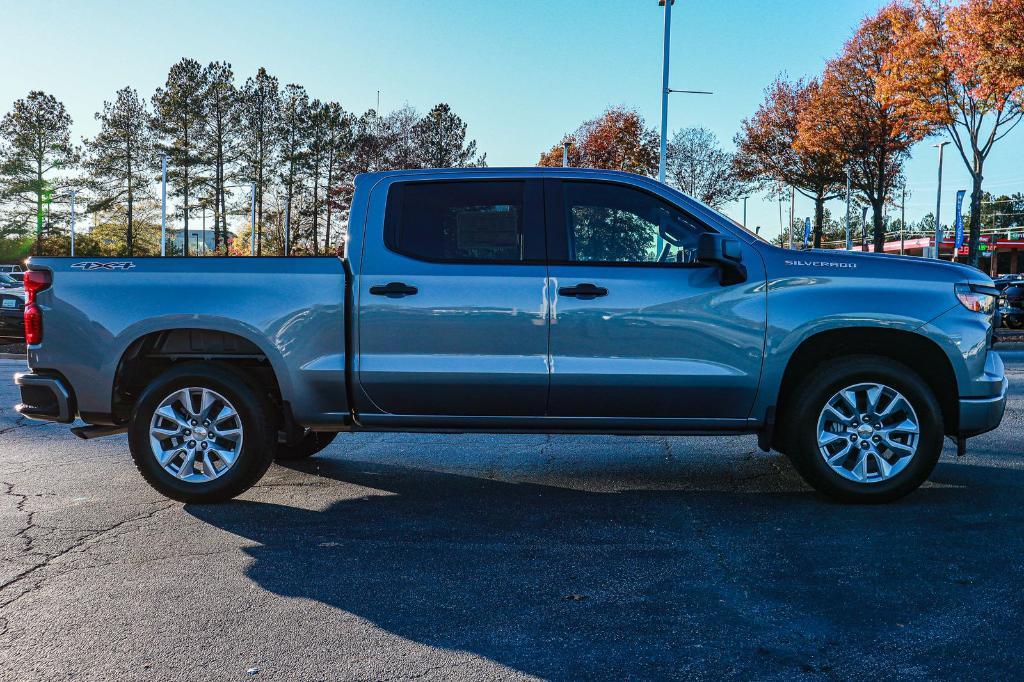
top-left (563, 182), bottom-right (711, 264)
top-left (386, 181), bottom-right (527, 262)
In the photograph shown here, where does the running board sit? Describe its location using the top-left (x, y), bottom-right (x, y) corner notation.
top-left (71, 425), bottom-right (128, 440)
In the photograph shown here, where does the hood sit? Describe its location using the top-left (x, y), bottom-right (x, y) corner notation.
top-left (766, 244), bottom-right (991, 285)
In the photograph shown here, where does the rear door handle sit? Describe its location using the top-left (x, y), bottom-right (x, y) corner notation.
top-left (558, 283), bottom-right (608, 299)
top-left (369, 282), bottom-right (418, 298)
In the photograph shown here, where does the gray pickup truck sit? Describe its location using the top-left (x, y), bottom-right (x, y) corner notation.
top-left (13, 168), bottom-right (1007, 503)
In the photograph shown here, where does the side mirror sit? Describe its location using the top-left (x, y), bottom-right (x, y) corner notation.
top-left (697, 233), bottom-right (747, 286)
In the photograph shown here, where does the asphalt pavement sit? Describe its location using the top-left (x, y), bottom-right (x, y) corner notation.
top-left (1, 353), bottom-right (1023, 681)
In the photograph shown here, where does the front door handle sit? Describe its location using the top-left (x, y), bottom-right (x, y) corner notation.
top-left (369, 282), bottom-right (418, 298)
top-left (558, 283), bottom-right (608, 300)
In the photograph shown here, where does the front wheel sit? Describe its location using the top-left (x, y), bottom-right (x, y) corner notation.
top-left (128, 364), bottom-right (277, 503)
top-left (782, 355), bottom-right (944, 504)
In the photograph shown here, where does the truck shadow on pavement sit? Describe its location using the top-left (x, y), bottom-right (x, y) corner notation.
top-left (187, 456), bottom-right (1024, 679)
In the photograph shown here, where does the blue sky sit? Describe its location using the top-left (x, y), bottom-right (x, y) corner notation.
top-left (2, 0), bottom-right (1021, 239)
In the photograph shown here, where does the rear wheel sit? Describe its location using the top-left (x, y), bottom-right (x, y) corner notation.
top-left (782, 355), bottom-right (944, 503)
top-left (275, 431), bottom-right (338, 460)
top-left (128, 364), bottom-right (276, 503)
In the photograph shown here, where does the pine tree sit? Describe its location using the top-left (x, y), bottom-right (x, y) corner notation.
top-left (152, 58), bottom-right (209, 257)
top-left (0, 91), bottom-right (79, 250)
top-left (304, 100), bottom-right (329, 255)
top-left (322, 103), bottom-right (353, 254)
top-left (239, 68), bottom-right (281, 256)
top-left (278, 84), bottom-right (309, 255)
top-left (201, 61), bottom-right (239, 255)
top-left (83, 87), bottom-right (154, 255)
top-left (413, 103), bottom-right (486, 168)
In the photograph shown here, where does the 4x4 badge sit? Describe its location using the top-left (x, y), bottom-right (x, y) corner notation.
top-left (71, 261), bottom-right (135, 271)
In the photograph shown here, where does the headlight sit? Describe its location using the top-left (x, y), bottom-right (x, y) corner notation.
top-left (955, 283), bottom-right (997, 314)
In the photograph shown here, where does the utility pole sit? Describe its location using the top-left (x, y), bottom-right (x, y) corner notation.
top-left (285, 202), bottom-right (291, 257)
top-left (742, 196), bottom-right (748, 228)
top-left (160, 154), bottom-right (168, 257)
top-left (934, 141), bottom-right (949, 259)
top-left (563, 142), bottom-right (570, 168)
top-left (845, 166), bottom-right (852, 250)
top-left (202, 204), bottom-right (207, 256)
top-left (901, 185), bottom-right (906, 255)
top-left (69, 190), bottom-right (76, 257)
top-left (788, 186), bottom-right (795, 249)
top-left (250, 182), bottom-right (257, 256)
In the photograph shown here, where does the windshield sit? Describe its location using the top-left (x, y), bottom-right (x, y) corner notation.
top-left (0, 273), bottom-right (16, 286)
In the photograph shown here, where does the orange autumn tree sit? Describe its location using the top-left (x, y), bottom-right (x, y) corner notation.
top-left (538, 106), bottom-right (659, 175)
top-left (882, 0), bottom-right (1024, 266)
top-left (798, 3), bottom-right (934, 252)
top-left (734, 77), bottom-right (847, 248)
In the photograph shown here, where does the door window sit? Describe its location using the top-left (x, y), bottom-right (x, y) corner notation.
top-left (562, 182), bottom-right (711, 264)
top-left (385, 181), bottom-right (541, 263)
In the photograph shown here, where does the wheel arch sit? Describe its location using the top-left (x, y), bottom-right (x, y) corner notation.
top-left (110, 322), bottom-right (291, 425)
top-left (773, 327), bottom-right (959, 447)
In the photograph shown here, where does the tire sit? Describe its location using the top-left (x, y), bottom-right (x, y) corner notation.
top-left (128, 363), bottom-right (277, 503)
top-left (781, 355), bottom-right (944, 504)
top-left (275, 431), bottom-right (338, 460)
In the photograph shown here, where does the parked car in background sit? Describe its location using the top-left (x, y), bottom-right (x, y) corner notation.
top-left (0, 273), bottom-right (22, 289)
top-left (11, 168), bottom-right (1007, 505)
top-left (999, 284), bottom-right (1024, 329)
top-left (0, 265), bottom-right (24, 283)
top-left (0, 287), bottom-right (25, 342)
top-left (994, 275), bottom-right (1023, 292)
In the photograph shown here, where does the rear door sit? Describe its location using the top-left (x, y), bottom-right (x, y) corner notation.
top-left (545, 179), bottom-right (766, 421)
top-left (356, 178), bottom-right (550, 417)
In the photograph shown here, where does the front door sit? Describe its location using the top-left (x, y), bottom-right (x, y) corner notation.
top-left (545, 180), bottom-right (766, 421)
top-left (357, 178), bottom-right (549, 417)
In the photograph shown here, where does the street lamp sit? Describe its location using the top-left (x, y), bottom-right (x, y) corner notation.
top-left (657, 0), bottom-right (711, 186)
top-left (160, 154), bottom-right (168, 257)
top-left (933, 141), bottom-right (950, 259)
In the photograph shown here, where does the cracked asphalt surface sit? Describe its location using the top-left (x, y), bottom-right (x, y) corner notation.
top-left (0, 353), bottom-right (1023, 681)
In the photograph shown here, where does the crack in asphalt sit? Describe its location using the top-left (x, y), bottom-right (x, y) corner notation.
top-left (0, 483), bottom-right (176, 613)
top-left (0, 416), bottom-right (47, 436)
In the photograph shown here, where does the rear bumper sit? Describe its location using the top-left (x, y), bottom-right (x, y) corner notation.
top-left (958, 351), bottom-right (1008, 436)
top-left (14, 372), bottom-right (74, 423)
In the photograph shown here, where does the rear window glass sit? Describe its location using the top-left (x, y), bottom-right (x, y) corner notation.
top-left (385, 181), bottom-right (526, 262)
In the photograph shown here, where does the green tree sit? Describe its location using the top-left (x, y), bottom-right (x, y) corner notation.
top-left (0, 91), bottom-right (79, 250)
top-left (83, 87), bottom-right (154, 255)
top-left (412, 103), bottom-right (486, 168)
top-left (152, 58), bottom-right (209, 257)
top-left (278, 84), bottom-right (309, 255)
top-left (321, 103), bottom-right (354, 254)
top-left (201, 61), bottom-right (239, 255)
top-left (239, 67), bottom-right (281, 256)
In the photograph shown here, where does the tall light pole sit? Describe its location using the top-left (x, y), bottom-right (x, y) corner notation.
top-left (901, 185), bottom-right (906, 255)
top-left (69, 190), bottom-right (76, 257)
top-left (250, 182), bottom-right (257, 257)
top-left (284, 202), bottom-right (291, 257)
top-left (845, 166), bottom-right (852, 250)
top-left (658, 0), bottom-right (673, 186)
top-left (788, 186), bottom-right (795, 249)
top-left (562, 142), bottom-right (570, 168)
top-left (657, 0), bottom-right (712, 187)
top-left (742, 196), bottom-right (748, 228)
top-left (933, 141), bottom-right (949, 259)
top-left (160, 154), bottom-right (168, 256)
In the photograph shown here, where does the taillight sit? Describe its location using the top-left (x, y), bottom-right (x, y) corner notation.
top-left (23, 270), bottom-right (51, 345)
